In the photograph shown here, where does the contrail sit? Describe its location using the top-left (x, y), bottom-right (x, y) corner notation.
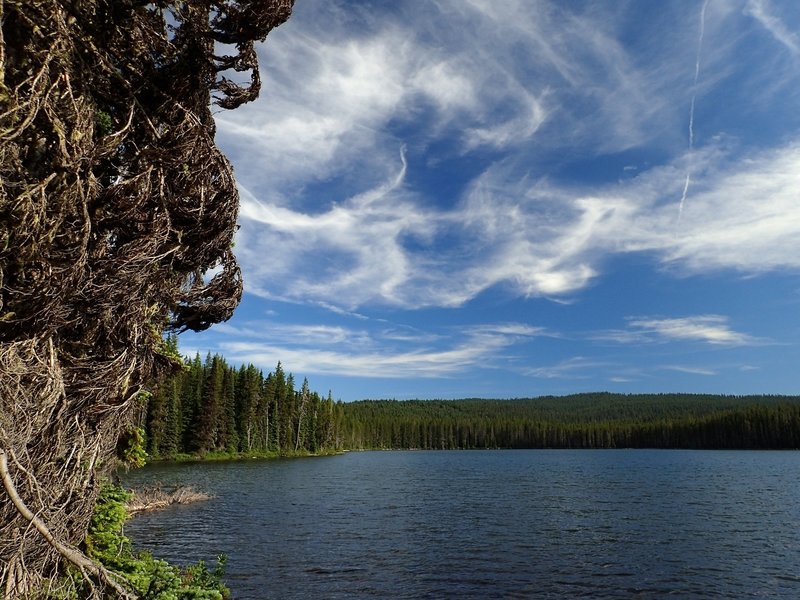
top-left (352, 144), bottom-right (407, 208)
top-left (678, 0), bottom-right (710, 223)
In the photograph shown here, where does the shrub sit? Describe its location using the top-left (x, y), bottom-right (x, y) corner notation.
top-left (79, 483), bottom-right (230, 599)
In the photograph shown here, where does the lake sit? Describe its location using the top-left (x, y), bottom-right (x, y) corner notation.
top-left (122, 450), bottom-right (800, 598)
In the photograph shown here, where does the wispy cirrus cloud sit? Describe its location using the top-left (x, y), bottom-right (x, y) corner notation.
top-left (662, 365), bottom-right (718, 376)
top-left (217, 340), bottom-right (496, 379)
top-left (468, 323), bottom-right (554, 338)
top-left (591, 315), bottom-right (758, 347)
top-left (525, 356), bottom-right (615, 380)
top-left (457, 140), bottom-right (800, 300)
top-left (199, 319), bottom-right (549, 379)
top-left (206, 1), bottom-right (800, 314)
top-left (216, 0), bottom-right (569, 196)
top-left (626, 315), bottom-right (756, 346)
top-left (220, 0), bottom-right (768, 310)
top-left (745, 0), bottom-right (800, 55)
top-left (231, 135), bottom-right (800, 310)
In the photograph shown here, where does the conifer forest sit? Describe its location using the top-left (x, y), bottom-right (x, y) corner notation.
top-left (144, 347), bottom-right (800, 457)
top-left (144, 343), bottom-right (342, 459)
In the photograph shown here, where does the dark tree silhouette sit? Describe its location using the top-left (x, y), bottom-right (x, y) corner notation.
top-left (0, 1), bottom-right (293, 596)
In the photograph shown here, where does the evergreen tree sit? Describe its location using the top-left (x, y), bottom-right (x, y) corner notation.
top-left (219, 366), bottom-right (239, 453)
top-left (182, 353), bottom-right (204, 451)
top-left (163, 375), bottom-right (184, 456)
top-left (145, 381), bottom-right (169, 458)
top-left (284, 373), bottom-right (296, 452)
top-left (193, 354), bottom-right (224, 453)
top-left (295, 378), bottom-right (310, 452)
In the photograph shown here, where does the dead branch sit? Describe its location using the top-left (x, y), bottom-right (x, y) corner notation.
top-left (126, 485), bottom-right (212, 516)
top-left (0, 450), bottom-right (137, 599)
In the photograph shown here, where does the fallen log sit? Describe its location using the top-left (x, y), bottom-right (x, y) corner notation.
top-left (126, 485), bottom-right (212, 516)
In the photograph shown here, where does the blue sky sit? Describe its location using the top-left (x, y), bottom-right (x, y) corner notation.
top-left (182, 0), bottom-right (800, 400)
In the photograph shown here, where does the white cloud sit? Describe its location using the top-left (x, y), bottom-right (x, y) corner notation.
top-left (215, 1), bottom-right (570, 197)
top-left (591, 313), bottom-right (764, 348)
top-left (234, 149), bottom-right (432, 306)
top-left (464, 94), bottom-right (548, 150)
top-left (468, 323), bottom-right (553, 338)
top-left (525, 357), bottom-right (613, 380)
top-left (233, 135), bottom-right (800, 309)
top-left (216, 0), bottom-right (705, 193)
top-left (213, 1), bottom-right (800, 313)
top-left (660, 143), bottom-right (800, 272)
top-left (212, 321), bottom-right (372, 347)
top-left (662, 365), bottom-right (717, 376)
top-left (745, 0), bottom-right (800, 55)
top-left (589, 329), bottom-right (652, 345)
top-left (409, 61), bottom-right (477, 112)
top-left (213, 320), bottom-right (546, 379)
top-left (627, 315), bottom-right (755, 346)
top-left (218, 340), bottom-right (491, 379)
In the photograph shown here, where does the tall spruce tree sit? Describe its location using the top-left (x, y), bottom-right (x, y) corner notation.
top-left (142, 350), bottom-right (343, 458)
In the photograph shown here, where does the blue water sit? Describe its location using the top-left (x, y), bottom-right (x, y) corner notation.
top-left (122, 450), bottom-right (800, 598)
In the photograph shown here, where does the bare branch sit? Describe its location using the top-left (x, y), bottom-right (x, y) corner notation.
top-left (0, 450), bottom-right (137, 599)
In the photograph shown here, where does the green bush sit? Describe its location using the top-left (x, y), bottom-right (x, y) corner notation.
top-left (118, 422), bottom-right (149, 470)
top-left (80, 482), bottom-right (230, 599)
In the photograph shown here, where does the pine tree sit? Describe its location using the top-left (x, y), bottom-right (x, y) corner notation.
top-left (163, 375), bottom-right (184, 456)
top-left (145, 381), bottom-right (169, 458)
top-left (182, 353), bottom-right (204, 451)
top-left (295, 378), bottom-right (310, 452)
top-left (219, 365), bottom-right (239, 453)
top-left (193, 354), bottom-right (224, 453)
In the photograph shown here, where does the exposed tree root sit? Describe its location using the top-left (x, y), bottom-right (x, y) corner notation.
top-left (1, 450), bottom-right (136, 599)
top-left (0, 1), bottom-right (294, 596)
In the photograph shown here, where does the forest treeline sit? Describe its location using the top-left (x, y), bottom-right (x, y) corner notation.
top-left (340, 394), bottom-right (800, 450)
top-left (143, 340), bottom-right (344, 458)
top-left (144, 347), bottom-right (800, 455)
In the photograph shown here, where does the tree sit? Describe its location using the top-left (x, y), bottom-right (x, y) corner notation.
top-left (219, 365), bottom-right (239, 453)
top-left (0, 1), bottom-right (294, 596)
top-left (145, 380), bottom-right (170, 458)
top-left (162, 374), bottom-right (184, 457)
top-left (193, 354), bottom-right (224, 454)
top-left (284, 373), bottom-right (296, 452)
top-left (295, 378), bottom-right (310, 452)
top-left (236, 365), bottom-right (262, 453)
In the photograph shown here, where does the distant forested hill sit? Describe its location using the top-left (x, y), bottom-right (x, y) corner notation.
top-left (338, 394), bottom-right (800, 450)
top-left (145, 350), bottom-right (800, 454)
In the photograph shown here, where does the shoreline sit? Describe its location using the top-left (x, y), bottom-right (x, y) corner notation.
top-left (143, 448), bottom-right (345, 464)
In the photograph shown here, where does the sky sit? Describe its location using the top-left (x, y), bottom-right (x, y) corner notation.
top-left (181, 0), bottom-right (800, 400)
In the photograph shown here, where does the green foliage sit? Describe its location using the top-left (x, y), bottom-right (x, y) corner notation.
top-left (94, 109), bottom-right (113, 136)
top-left (144, 339), bottom-right (800, 456)
top-left (82, 482), bottom-right (230, 599)
top-left (143, 349), bottom-right (340, 459)
top-left (118, 426), bottom-right (149, 469)
top-left (339, 394), bottom-right (800, 450)
top-left (84, 485), bottom-right (135, 572)
top-left (158, 334), bottom-right (186, 368)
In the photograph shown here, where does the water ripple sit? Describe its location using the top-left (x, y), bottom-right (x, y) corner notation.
top-left (124, 450), bottom-right (800, 599)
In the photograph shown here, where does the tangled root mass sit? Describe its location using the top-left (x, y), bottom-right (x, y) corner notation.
top-left (0, 1), bottom-right (293, 596)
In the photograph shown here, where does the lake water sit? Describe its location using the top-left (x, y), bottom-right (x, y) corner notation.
top-left (122, 450), bottom-right (800, 599)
